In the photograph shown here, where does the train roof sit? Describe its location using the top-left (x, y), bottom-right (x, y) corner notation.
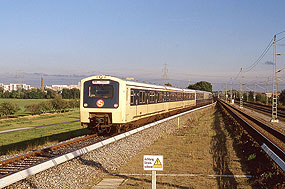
top-left (82, 75), bottom-right (211, 93)
top-left (126, 80), bottom-right (166, 90)
top-left (195, 90), bottom-right (212, 94)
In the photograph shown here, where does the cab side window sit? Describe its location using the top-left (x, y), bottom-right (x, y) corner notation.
top-left (130, 90), bottom-right (135, 105)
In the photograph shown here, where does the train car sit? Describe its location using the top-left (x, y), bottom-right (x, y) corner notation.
top-left (196, 90), bottom-right (213, 105)
top-left (80, 75), bottom-right (212, 132)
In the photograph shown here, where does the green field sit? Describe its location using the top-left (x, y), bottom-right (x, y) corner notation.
top-left (0, 121), bottom-right (88, 155)
top-left (0, 110), bottom-right (88, 155)
top-left (0, 99), bottom-right (84, 154)
top-left (0, 98), bottom-right (49, 116)
top-left (0, 110), bottom-right (80, 131)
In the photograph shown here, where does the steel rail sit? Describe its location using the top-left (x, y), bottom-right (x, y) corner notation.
top-left (0, 133), bottom-right (100, 180)
top-left (244, 103), bottom-right (285, 118)
top-left (230, 104), bottom-right (285, 140)
top-left (218, 100), bottom-right (285, 170)
top-left (245, 101), bottom-right (285, 112)
top-left (235, 100), bottom-right (285, 118)
top-left (0, 103), bottom-right (215, 188)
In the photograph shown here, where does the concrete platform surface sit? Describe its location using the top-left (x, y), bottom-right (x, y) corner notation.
top-left (92, 178), bottom-right (125, 189)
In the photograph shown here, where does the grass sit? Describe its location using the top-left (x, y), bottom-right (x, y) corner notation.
top-left (0, 109), bottom-right (86, 155)
top-left (113, 107), bottom-right (250, 188)
top-left (0, 120), bottom-right (88, 155)
top-left (0, 110), bottom-right (80, 131)
top-left (0, 98), bottom-right (49, 116)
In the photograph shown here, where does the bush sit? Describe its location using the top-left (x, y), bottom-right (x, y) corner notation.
top-left (40, 101), bottom-right (54, 113)
top-left (0, 102), bottom-right (20, 118)
top-left (25, 104), bottom-right (42, 115)
top-left (68, 99), bottom-right (80, 109)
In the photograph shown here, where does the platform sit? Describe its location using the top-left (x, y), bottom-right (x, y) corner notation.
top-left (92, 178), bottom-right (125, 188)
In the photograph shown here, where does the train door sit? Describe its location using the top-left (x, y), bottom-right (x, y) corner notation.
top-left (136, 90), bottom-right (147, 116)
top-left (127, 89), bottom-right (137, 120)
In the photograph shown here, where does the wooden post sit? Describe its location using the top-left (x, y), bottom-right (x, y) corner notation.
top-left (178, 117), bottom-right (180, 128)
top-left (152, 170), bottom-right (156, 189)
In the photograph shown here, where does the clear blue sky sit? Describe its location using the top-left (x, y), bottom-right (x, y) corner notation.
top-left (0, 0), bottom-right (285, 89)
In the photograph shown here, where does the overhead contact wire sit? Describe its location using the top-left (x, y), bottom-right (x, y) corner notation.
top-left (244, 37), bottom-right (273, 72)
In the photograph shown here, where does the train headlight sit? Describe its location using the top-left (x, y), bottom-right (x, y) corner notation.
top-left (114, 104), bottom-right (118, 108)
top-left (84, 103), bottom-right (88, 107)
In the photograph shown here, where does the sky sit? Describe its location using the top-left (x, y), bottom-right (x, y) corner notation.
top-left (0, 0), bottom-right (285, 90)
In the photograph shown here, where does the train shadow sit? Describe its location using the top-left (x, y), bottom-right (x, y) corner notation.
top-left (210, 109), bottom-right (239, 188)
top-left (78, 156), bottom-right (194, 189)
top-left (0, 128), bottom-right (89, 155)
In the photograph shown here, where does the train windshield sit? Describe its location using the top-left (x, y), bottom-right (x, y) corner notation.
top-left (89, 84), bottom-right (114, 98)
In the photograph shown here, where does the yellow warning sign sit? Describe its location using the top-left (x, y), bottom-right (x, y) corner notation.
top-left (153, 158), bottom-right (162, 168)
top-left (144, 155), bottom-right (163, 170)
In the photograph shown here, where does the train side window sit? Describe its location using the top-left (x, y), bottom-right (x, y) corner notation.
top-left (150, 91), bottom-right (155, 103)
top-left (157, 93), bottom-right (160, 103)
top-left (145, 91), bottom-right (147, 103)
top-left (172, 93), bottom-right (175, 101)
top-left (167, 92), bottom-right (169, 102)
top-left (130, 90), bottom-right (134, 105)
top-left (155, 92), bottom-right (158, 103)
top-left (139, 91), bottom-right (143, 104)
top-left (191, 93), bottom-right (195, 100)
top-left (158, 92), bottom-right (163, 103)
top-left (156, 93), bottom-right (160, 102)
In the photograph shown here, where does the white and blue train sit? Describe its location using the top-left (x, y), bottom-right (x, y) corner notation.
top-left (80, 75), bottom-right (212, 132)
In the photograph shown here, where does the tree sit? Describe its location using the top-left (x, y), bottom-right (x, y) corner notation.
top-left (51, 95), bottom-right (65, 112)
top-left (0, 102), bottom-right (20, 118)
top-left (279, 90), bottom-right (285, 105)
top-left (46, 89), bottom-right (56, 99)
top-left (17, 89), bottom-right (25, 99)
top-left (62, 88), bottom-right (72, 99)
top-left (10, 90), bottom-right (18, 98)
top-left (187, 81), bottom-right (212, 92)
top-left (25, 104), bottom-right (42, 115)
top-left (68, 99), bottom-right (80, 109)
top-left (3, 91), bottom-right (10, 98)
top-left (165, 83), bottom-right (173, 87)
top-left (62, 88), bottom-right (80, 99)
top-left (40, 101), bottom-right (54, 113)
top-left (248, 91), bottom-right (254, 102)
top-left (0, 87), bottom-right (4, 98)
top-left (71, 88), bottom-right (80, 99)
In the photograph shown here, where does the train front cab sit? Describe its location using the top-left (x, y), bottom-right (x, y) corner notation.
top-left (80, 76), bottom-right (126, 130)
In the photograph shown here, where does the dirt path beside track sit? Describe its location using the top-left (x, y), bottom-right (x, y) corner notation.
top-left (116, 105), bottom-right (252, 188)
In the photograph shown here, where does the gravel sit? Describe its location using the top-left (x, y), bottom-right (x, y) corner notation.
top-left (0, 135), bottom-right (89, 162)
top-left (5, 106), bottom-right (211, 189)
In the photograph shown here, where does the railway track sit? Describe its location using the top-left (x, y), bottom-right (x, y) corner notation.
top-left (218, 99), bottom-right (285, 171)
top-left (0, 103), bottom-right (214, 188)
top-left (0, 134), bottom-right (106, 185)
top-left (235, 100), bottom-right (285, 118)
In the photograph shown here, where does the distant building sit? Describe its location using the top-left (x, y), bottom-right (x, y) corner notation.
top-left (45, 84), bottom-right (80, 91)
top-left (263, 92), bottom-right (280, 98)
top-left (1, 83), bottom-right (32, 92)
